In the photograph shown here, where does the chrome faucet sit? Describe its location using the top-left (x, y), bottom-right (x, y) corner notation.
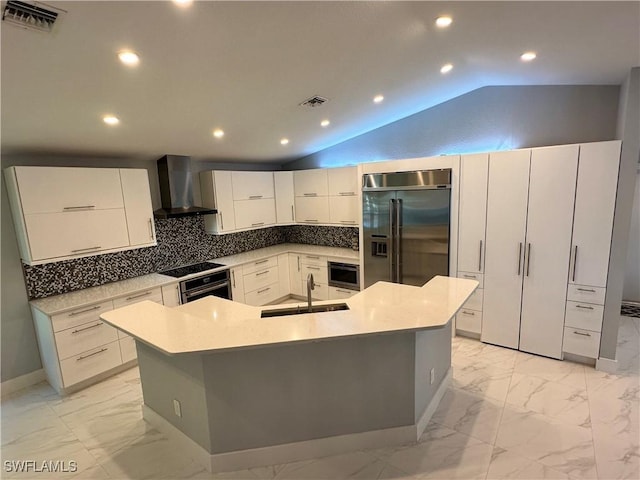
top-left (306, 273), bottom-right (315, 312)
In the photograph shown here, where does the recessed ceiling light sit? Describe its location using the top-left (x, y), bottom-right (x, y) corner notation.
top-left (440, 63), bottom-right (453, 74)
top-left (435, 16), bottom-right (452, 28)
top-left (173, 0), bottom-right (193, 6)
top-left (373, 95), bottom-right (384, 104)
top-left (280, 138), bottom-right (289, 145)
top-left (320, 120), bottom-right (330, 127)
top-left (103, 115), bottom-right (119, 125)
top-left (521, 51), bottom-right (537, 62)
top-left (118, 50), bottom-right (139, 66)
top-left (212, 129), bottom-right (224, 138)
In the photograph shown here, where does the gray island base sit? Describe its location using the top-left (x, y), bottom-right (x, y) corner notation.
top-left (101, 277), bottom-right (477, 472)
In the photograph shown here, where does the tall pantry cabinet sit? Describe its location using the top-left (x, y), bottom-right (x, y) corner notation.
top-left (482, 145), bottom-right (579, 359)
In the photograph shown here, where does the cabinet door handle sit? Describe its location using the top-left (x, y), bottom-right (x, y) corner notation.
top-left (577, 288), bottom-right (596, 293)
top-left (306, 256), bottom-right (320, 260)
top-left (126, 291), bottom-right (153, 301)
top-left (297, 256), bottom-right (300, 272)
top-left (340, 220), bottom-right (356, 224)
top-left (249, 195), bottom-right (263, 200)
top-left (231, 270), bottom-right (236, 288)
top-left (525, 243), bottom-right (531, 277)
top-left (478, 240), bottom-right (483, 271)
top-left (148, 218), bottom-right (154, 240)
top-left (63, 205), bottom-right (96, 211)
top-left (219, 212), bottom-right (224, 230)
top-left (573, 331), bottom-right (592, 337)
top-left (71, 246), bottom-right (101, 254)
top-left (575, 304), bottom-right (594, 310)
top-left (305, 219), bottom-right (319, 223)
top-left (339, 192), bottom-right (355, 196)
top-left (517, 243), bottom-right (523, 275)
top-left (291, 205), bottom-right (294, 221)
top-left (256, 270), bottom-right (270, 276)
top-left (461, 310), bottom-right (475, 316)
top-left (572, 245), bottom-right (578, 282)
top-left (257, 287), bottom-right (271, 294)
top-left (251, 222), bottom-right (265, 227)
top-left (71, 322), bottom-right (103, 334)
top-left (68, 305), bottom-right (101, 316)
top-left (303, 193), bottom-right (317, 197)
top-left (76, 348), bottom-right (108, 361)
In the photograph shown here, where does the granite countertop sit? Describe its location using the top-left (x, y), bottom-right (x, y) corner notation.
top-left (29, 244), bottom-right (359, 316)
top-left (100, 276), bottom-right (478, 355)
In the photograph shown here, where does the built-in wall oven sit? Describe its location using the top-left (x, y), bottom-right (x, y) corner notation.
top-left (160, 262), bottom-right (231, 304)
top-left (328, 262), bottom-right (360, 291)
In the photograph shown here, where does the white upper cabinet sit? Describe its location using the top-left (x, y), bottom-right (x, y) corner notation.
top-left (234, 198), bottom-right (276, 229)
top-left (4, 166), bottom-right (153, 265)
top-left (200, 170), bottom-right (236, 233)
top-left (328, 167), bottom-right (358, 196)
top-left (14, 167), bottom-right (123, 214)
top-left (570, 141), bottom-right (621, 288)
top-left (294, 169), bottom-right (329, 197)
top-left (274, 171), bottom-right (295, 224)
top-left (295, 196), bottom-right (330, 224)
top-left (329, 196), bottom-right (359, 225)
top-left (120, 169), bottom-right (156, 248)
top-left (231, 171), bottom-right (274, 200)
top-left (458, 154), bottom-right (489, 274)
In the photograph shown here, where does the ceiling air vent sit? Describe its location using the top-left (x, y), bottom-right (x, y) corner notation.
top-left (299, 95), bottom-right (329, 108)
top-left (2, 1), bottom-right (64, 32)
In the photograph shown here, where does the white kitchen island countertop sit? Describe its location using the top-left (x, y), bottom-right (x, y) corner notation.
top-left (100, 276), bottom-right (478, 355)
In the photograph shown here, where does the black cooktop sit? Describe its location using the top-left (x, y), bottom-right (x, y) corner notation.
top-left (160, 262), bottom-right (226, 278)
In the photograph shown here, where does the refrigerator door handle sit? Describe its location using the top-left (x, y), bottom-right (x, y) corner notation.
top-left (389, 199), bottom-right (396, 282)
top-left (396, 198), bottom-right (403, 283)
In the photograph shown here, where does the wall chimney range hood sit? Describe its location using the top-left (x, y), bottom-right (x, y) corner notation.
top-left (154, 155), bottom-right (217, 219)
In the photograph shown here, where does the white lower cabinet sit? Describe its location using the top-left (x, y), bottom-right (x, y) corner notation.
top-left (563, 327), bottom-right (601, 358)
top-left (328, 286), bottom-right (357, 300)
top-left (241, 255), bottom-right (283, 306)
top-left (456, 272), bottom-right (483, 335)
top-left (288, 253), bottom-right (304, 297)
top-left (59, 341), bottom-right (123, 388)
top-left (119, 336), bottom-right (138, 364)
top-left (230, 267), bottom-right (245, 303)
top-left (161, 283), bottom-right (181, 307)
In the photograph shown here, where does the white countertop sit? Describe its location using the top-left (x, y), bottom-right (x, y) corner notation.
top-left (29, 244), bottom-right (358, 316)
top-left (100, 276), bottom-right (478, 355)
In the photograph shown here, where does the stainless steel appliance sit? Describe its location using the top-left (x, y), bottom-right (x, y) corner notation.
top-left (328, 262), bottom-right (360, 291)
top-left (160, 262), bottom-right (231, 303)
top-left (362, 169), bottom-right (451, 288)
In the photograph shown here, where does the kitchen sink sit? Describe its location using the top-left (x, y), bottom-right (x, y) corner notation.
top-left (261, 303), bottom-right (350, 318)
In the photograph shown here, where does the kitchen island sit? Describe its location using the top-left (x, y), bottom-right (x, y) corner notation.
top-left (100, 276), bottom-right (477, 473)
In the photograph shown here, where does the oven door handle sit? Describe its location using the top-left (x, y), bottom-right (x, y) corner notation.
top-left (183, 282), bottom-right (229, 299)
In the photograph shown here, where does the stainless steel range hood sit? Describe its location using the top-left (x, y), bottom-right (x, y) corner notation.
top-left (153, 155), bottom-right (217, 219)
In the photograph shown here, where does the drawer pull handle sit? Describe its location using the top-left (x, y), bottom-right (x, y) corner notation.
top-left (71, 246), bottom-right (101, 253)
top-left (339, 192), bottom-right (355, 196)
top-left (251, 222), bottom-right (265, 227)
top-left (577, 288), bottom-right (596, 293)
top-left (575, 305), bottom-right (594, 310)
top-left (257, 287), bottom-right (270, 294)
top-left (126, 291), bottom-right (153, 301)
top-left (249, 195), bottom-right (263, 199)
top-left (307, 266), bottom-right (321, 270)
top-left (256, 270), bottom-right (270, 276)
top-left (305, 219), bottom-right (319, 223)
top-left (69, 305), bottom-right (101, 316)
top-left (573, 331), bottom-right (592, 337)
top-left (306, 256), bottom-right (320, 260)
top-left (461, 310), bottom-right (475, 316)
top-left (76, 348), bottom-right (108, 361)
top-left (462, 274), bottom-right (476, 279)
top-left (255, 259), bottom-right (269, 265)
top-left (336, 289), bottom-right (352, 294)
top-left (63, 205), bottom-right (96, 211)
top-left (303, 193), bottom-right (317, 197)
top-left (71, 322), bottom-right (103, 334)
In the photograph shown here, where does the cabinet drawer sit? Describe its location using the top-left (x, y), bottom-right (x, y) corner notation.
top-left (52, 302), bottom-right (114, 333)
top-left (244, 283), bottom-right (280, 306)
top-left (456, 309), bottom-right (482, 334)
top-left (301, 264), bottom-right (328, 284)
top-left (243, 256), bottom-right (278, 275)
top-left (60, 341), bottom-right (122, 387)
top-left (563, 327), bottom-right (600, 358)
top-left (244, 267), bottom-right (279, 293)
top-left (458, 271), bottom-right (484, 289)
top-left (463, 288), bottom-right (483, 311)
top-left (565, 301), bottom-right (604, 332)
top-left (567, 285), bottom-right (606, 305)
top-left (328, 286), bottom-right (357, 300)
top-left (300, 254), bottom-right (327, 267)
top-left (113, 287), bottom-right (163, 308)
top-left (55, 321), bottom-right (119, 360)
top-left (119, 336), bottom-right (137, 363)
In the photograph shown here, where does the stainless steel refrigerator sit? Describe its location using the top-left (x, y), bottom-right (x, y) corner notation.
top-left (362, 169), bottom-right (451, 288)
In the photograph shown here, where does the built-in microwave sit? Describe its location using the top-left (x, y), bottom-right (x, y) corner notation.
top-left (328, 262), bottom-right (360, 291)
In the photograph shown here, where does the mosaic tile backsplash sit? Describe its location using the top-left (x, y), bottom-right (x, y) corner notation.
top-left (23, 217), bottom-right (359, 299)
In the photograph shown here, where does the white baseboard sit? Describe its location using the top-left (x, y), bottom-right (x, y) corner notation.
top-left (143, 370), bottom-right (452, 474)
top-left (1, 369), bottom-right (46, 397)
top-left (596, 356), bottom-right (618, 373)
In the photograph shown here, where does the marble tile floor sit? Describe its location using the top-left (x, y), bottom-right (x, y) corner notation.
top-left (1, 316), bottom-right (638, 480)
